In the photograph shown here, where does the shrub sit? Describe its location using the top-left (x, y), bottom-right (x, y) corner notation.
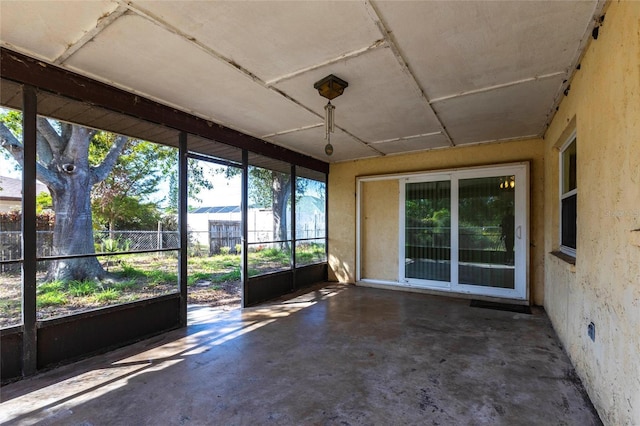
top-left (187, 272), bottom-right (211, 287)
top-left (235, 244), bottom-right (242, 254)
top-left (37, 292), bottom-right (68, 308)
top-left (68, 280), bottom-right (99, 297)
top-left (296, 243), bottom-right (325, 264)
top-left (146, 270), bottom-right (177, 286)
top-left (219, 246), bottom-right (231, 255)
top-left (263, 247), bottom-right (280, 256)
top-left (260, 247), bottom-right (289, 260)
top-left (101, 238), bottom-right (131, 253)
top-left (214, 268), bottom-right (240, 283)
top-left (249, 244), bottom-right (266, 253)
top-left (37, 280), bottom-right (65, 294)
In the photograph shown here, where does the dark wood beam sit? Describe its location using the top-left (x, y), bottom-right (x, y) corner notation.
top-left (0, 48), bottom-right (329, 174)
top-left (178, 132), bottom-right (188, 328)
top-left (21, 86), bottom-right (37, 377)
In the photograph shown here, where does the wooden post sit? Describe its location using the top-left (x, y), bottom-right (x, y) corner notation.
top-left (157, 220), bottom-right (162, 250)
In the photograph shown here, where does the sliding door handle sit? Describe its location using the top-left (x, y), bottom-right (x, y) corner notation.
top-left (516, 226), bottom-right (522, 239)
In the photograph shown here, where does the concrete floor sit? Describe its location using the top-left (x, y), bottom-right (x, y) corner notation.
top-left (1, 284), bottom-right (601, 425)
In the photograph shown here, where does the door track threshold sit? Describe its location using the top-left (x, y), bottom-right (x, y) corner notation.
top-left (470, 299), bottom-right (531, 314)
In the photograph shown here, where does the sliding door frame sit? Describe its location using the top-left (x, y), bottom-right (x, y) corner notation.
top-left (356, 162), bottom-right (530, 302)
top-left (448, 164), bottom-right (529, 299)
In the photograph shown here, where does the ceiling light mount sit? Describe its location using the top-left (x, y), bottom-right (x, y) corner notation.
top-left (314, 74), bottom-right (349, 100)
top-left (314, 74), bottom-right (348, 156)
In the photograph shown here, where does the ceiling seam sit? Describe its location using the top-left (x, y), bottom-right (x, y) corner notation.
top-left (457, 134), bottom-right (542, 147)
top-left (370, 131), bottom-right (443, 145)
top-left (355, 143), bottom-right (457, 160)
top-left (265, 39), bottom-right (386, 87)
top-left (54, 5), bottom-right (129, 65)
top-left (428, 72), bottom-right (566, 104)
top-left (120, 0), bottom-right (384, 158)
top-left (365, 0), bottom-right (455, 147)
top-left (339, 128), bottom-right (386, 156)
top-left (262, 123), bottom-right (324, 139)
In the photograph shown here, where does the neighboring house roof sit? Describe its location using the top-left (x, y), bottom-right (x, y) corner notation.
top-left (0, 176), bottom-right (49, 201)
top-left (190, 206), bottom-right (241, 214)
top-left (190, 198), bottom-right (323, 215)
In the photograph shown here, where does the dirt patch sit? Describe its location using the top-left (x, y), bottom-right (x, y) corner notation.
top-left (187, 278), bottom-right (241, 307)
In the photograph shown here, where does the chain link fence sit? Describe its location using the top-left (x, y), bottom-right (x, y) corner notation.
top-left (93, 230), bottom-right (180, 252)
top-left (1, 223), bottom-right (328, 271)
top-left (0, 230), bottom-right (180, 272)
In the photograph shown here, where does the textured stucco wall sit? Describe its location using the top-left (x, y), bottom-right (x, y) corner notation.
top-left (361, 180), bottom-right (399, 281)
top-left (543, 2), bottom-right (640, 424)
top-left (328, 138), bottom-right (545, 304)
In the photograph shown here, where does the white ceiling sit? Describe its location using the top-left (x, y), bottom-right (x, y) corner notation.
top-left (0, 1), bottom-right (603, 163)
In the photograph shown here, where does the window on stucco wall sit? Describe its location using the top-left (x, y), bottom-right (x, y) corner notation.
top-left (560, 134), bottom-right (577, 257)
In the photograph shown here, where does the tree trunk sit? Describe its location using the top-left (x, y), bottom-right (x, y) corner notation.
top-left (272, 174), bottom-right (291, 250)
top-left (47, 170), bottom-right (105, 281)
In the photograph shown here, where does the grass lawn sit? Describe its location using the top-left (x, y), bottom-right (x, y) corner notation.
top-left (0, 244), bottom-right (326, 328)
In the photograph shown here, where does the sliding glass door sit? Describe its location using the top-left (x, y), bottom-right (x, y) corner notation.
top-left (456, 175), bottom-right (515, 289)
top-left (403, 177), bottom-right (451, 287)
top-left (400, 164), bottom-right (528, 300)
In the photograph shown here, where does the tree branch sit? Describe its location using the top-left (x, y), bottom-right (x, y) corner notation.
top-left (35, 163), bottom-right (64, 191)
top-left (64, 125), bottom-right (96, 165)
top-left (36, 132), bottom-right (54, 164)
top-left (59, 122), bottom-right (72, 142)
top-left (1, 122), bottom-right (64, 190)
top-left (36, 117), bottom-right (64, 153)
top-left (91, 135), bottom-right (127, 184)
top-left (0, 122), bottom-right (23, 157)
